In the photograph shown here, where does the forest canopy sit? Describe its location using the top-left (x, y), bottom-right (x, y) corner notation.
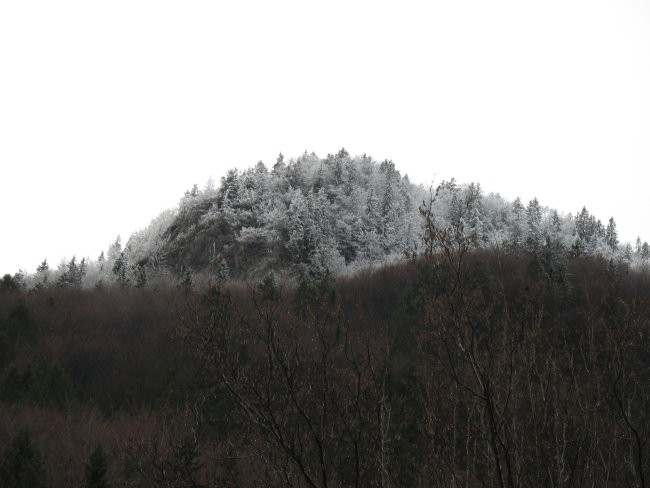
top-left (5, 150), bottom-right (649, 291)
top-left (0, 151), bottom-right (648, 486)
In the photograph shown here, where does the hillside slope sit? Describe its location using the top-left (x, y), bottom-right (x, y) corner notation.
top-left (7, 149), bottom-right (649, 290)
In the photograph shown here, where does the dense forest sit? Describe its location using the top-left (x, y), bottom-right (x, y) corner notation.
top-left (3, 149), bottom-right (649, 291)
top-left (0, 152), bottom-right (648, 486)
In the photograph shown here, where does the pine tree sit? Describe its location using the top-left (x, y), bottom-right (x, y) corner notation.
top-left (448, 191), bottom-right (463, 229)
top-left (107, 236), bottom-right (122, 263)
top-left (464, 183), bottom-right (484, 244)
top-left (0, 429), bottom-right (48, 488)
top-left (130, 263), bottom-right (147, 288)
top-left (276, 152), bottom-right (284, 165)
top-left (641, 241), bottom-right (650, 263)
top-left (604, 217), bottom-right (618, 253)
top-left (97, 251), bottom-right (105, 268)
top-left (525, 198), bottom-right (543, 251)
top-left (509, 197), bottom-right (526, 249)
top-left (34, 260), bottom-right (49, 289)
top-left (84, 444), bottom-right (109, 488)
top-left (622, 243), bottom-right (633, 263)
top-left (112, 253), bottom-right (129, 288)
top-left (572, 207), bottom-right (597, 256)
top-left (57, 257), bottom-right (84, 287)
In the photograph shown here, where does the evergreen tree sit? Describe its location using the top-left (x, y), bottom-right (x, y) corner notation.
top-left (364, 188), bottom-right (380, 232)
top-left (97, 252), bottom-right (106, 272)
top-left (380, 165), bottom-right (396, 218)
top-left (130, 263), bottom-right (147, 288)
top-left (0, 429), bottom-right (48, 488)
top-left (572, 207), bottom-right (597, 256)
top-left (179, 267), bottom-right (194, 291)
top-left (448, 190), bottom-right (463, 228)
top-left (464, 183), bottom-right (485, 244)
top-left (107, 236), bottom-right (122, 263)
top-left (342, 157), bottom-right (357, 197)
top-left (34, 260), bottom-right (49, 289)
top-left (84, 444), bottom-right (109, 488)
top-left (380, 169), bottom-right (398, 243)
top-left (57, 257), bottom-right (85, 287)
top-left (604, 217), bottom-right (618, 252)
top-left (641, 241), bottom-right (650, 263)
top-left (78, 258), bottom-right (87, 284)
top-left (509, 197), bottom-right (527, 249)
top-left (12, 270), bottom-right (26, 290)
top-left (546, 208), bottom-right (563, 247)
top-left (525, 198), bottom-right (543, 251)
top-left (0, 274), bottom-right (21, 292)
top-left (29, 360), bottom-right (74, 408)
top-left (622, 243), bottom-right (633, 263)
top-left (112, 253), bottom-right (129, 288)
top-left (550, 209), bottom-right (562, 234)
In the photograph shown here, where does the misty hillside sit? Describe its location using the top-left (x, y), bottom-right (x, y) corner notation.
top-left (5, 149), bottom-right (649, 291)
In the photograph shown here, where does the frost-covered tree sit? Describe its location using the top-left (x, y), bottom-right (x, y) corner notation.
top-left (525, 198), bottom-right (544, 251)
top-left (112, 252), bottom-right (129, 288)
top-left (34, 260), bottom-right (49, 289)
top-left (604, 217), bottom-right (618, 253)
top-left (57, 256), bottom-right (86, 287)
top-left (24, 150), bottom-right (643, 287)
top-left (464, 183), bottom-right (485, 244)
top-left (107, 236), bottom-right (122, 263)
top-left (379, 160), bottom-right (399, 243)
top-left (572, 207), bottom-right (599, 256)
top-left (641, 241), bottom-right (650, 263)
top-left (548, 209), bottom-right (562, 241)
top-left (509, 197), bottom-right (527, 249)
top-left (622, 242), bottom-right (634, 263)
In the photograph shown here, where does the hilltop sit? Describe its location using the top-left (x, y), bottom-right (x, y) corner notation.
top-left (4, 149), bottom-right (649, 291)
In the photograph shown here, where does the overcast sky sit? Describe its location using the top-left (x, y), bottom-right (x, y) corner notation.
top-left (1, 0), bottom-right (649, 274)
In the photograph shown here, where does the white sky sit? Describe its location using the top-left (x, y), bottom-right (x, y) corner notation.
top-left (1, 0), bottom-right (649, 274)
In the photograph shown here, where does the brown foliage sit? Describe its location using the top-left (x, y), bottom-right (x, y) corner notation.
top-left (0, 235), bottom-right (648, 487)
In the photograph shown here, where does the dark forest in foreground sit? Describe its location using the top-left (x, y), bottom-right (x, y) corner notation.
top-left (0, 217), bottom-right (648, 486)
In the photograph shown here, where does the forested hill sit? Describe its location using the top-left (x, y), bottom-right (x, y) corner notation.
top-left (0, 151), bottom-right (649, 486)
top-left (6, 149), bottom-right (650, 289)
top-left (128, 149), bottom-right (424, 281)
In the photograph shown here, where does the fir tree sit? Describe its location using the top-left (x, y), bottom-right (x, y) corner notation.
top-left (84, 444), bottom-right (109, 488)
top-left (572, 207), bottom-right (597, 256)
top-left (34, 260), bottom-right (49, 289)
top-left (525, 198), bottom-right (543, 251)
top-left (0, 274), bottom-right (21, 292)
top-left (622, 242), bottom-right (633, 263)
top-left (509, 197), bottom-right (526, 249)
top-left (112, 253), bottom-right (130, 288)
top-left (641, 241), bottom-right (650, 263)
top-left (107, 236), bottom-right (122, 263)
top-left (605, 217), bottom-right (618, 252)
top-left (0, 429), bottom-right (48, 488)
top-left (465, 183), bottom-right (485, 244)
